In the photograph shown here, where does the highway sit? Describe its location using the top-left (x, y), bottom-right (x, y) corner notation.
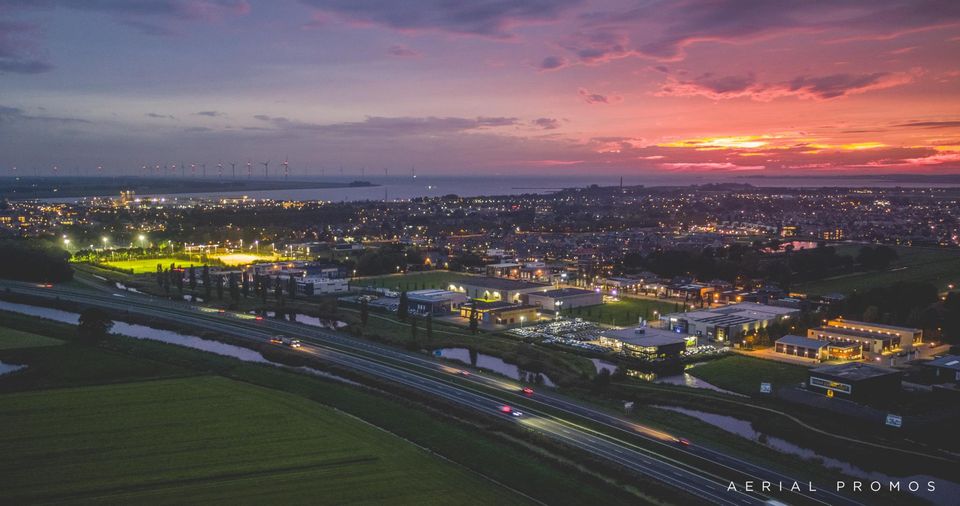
top-left (1, 280), bottom-right (867, 506)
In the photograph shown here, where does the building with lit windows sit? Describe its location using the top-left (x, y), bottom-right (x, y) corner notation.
top-left (808, 362), bottom-right (902, 402)
top-left (660, 302), bottom-right (799, 343)
top-left (807, 318), bottom-right (921, 354)
top-left (526, 288), bottom-right (602, 313)
top-left (774, 335), bottom-right (862, 361)
top-left (448, 276), bottom-right (547, 303)
top-left (594, 327), bottom-right (693, 360)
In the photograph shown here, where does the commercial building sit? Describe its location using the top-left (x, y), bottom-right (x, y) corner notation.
top-left (459, 300), bottom-right (539, 326)
top-left (807, 319), bottom-right (921, 354)
top-left (774, 335), bottom-right (863, 361)
top-left (407, 289), bottom-right (468, 315)
top-left (808, 362), bottom-right (902, 402)
top-left (660, 302), bottom-right (799, 343)
top-left (297, 276), bottom-right (349, 295)
top-left (526, 288), bottom-right (602, 313)
top-left (594, 327), bottom-right (692, 360)
top-left (449, 276), bottom-right (548, 303)
top-left (923, 355), bottom-right (960, 384)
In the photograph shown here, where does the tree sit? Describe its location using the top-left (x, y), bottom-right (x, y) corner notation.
top-left (228, 273), bottom-right (240, 304)
top-left (468, 305), bottom-right (479, 335)
top-left (241, 275), bottom-right (250, 298)
top-left (287, 276), bottom-right (297, 300)
top-left (397, 291), bottom-right (409, 321)
top-left (215, 275), bottom-right (224, 300)
top-left (188, 266), bottom-right (197, 290)
top-left (78, 307), bottom-right (113, 344)
top-left (202, 265), bottom-right (211, 300)
top-left (156, 264), bottom-right (163, 286)
top-left (360, 298), bottom-right (369, 326)
top-left (410, 316), bottom-right (418, 340)
top-left (426, 314), bottom-right (433, 342)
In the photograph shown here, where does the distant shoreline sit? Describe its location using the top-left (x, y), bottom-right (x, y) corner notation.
top-left (0, 177), bottom-right (377, 200)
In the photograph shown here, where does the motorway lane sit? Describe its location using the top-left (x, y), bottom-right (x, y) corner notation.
top-left (3, 282), bottom-right (855, 506)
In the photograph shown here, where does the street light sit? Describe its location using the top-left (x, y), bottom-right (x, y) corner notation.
top-left (520, 316), bottom-right (525, 328)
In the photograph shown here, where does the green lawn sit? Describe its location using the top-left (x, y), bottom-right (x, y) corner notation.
top-left (687, 355), bottom-right (810, 396)
top-left (101, 257), bottom-right (190, 274)
top-left (796, 246), bottom-right (960, 295)
top-left (566, 296), bottom-right (676, 326)
top-left (352, 270), bottom-right (478, 292)
top-left (0, 326), bottom-right (63, 350)
top-left (0, 376), bottom-right (528, 506)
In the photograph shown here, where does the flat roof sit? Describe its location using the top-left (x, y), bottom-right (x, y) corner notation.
top-left (776, 334), bottom-right (829, 349)
top-left (530, 288), bottom-right (597, 298)
top-left (458, 276), bottom-right (547, 291)
top-left (925, 355), bottom-right (960, 371)
top-left (811, 327), bottom-right (901, 341)
top-left (668, 302), bottom-right (797, 325)
top-left (487, 263), bottom-right (520, 268)
top-left (407, 289), bottom-right (462, 302)
top-left (827, 319), bottom-right (921, 334)
top-left (601, 327), bottom-right (688, 347)
top-left (810, 362), bottom-right (900, 381)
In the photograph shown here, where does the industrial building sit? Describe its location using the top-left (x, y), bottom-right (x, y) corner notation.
top-left (807, 362), bottom-right (902, 402)
top-left (526, 287), bottom-right (602, 313)
top-left (807, 318), bottom-right (921, 354)
top-left (593, 327), bottom-right (692, 360)
top-left (660, 302), bottom-right (799, 343)
top-left (923, 355), bottom-right (960, 384)
top-left (458, 300), bottom-right (539, 326)
top-left (774, 335), bottom-right (863, 361)
top-left (448, 276), bottom-right (548, 303)
top-left (406, 289), bottom-right (468, 315)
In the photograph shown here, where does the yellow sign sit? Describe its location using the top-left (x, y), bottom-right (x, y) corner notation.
top-left (826, 390), bottom-right (834, 398)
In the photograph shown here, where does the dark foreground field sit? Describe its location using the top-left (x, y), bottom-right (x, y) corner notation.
top-left (0, 376), bottom-right (525, 505)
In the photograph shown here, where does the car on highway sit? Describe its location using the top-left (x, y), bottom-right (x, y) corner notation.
top-left (521, 386), bottom-right (534, 395)
top-left (458, 370), bottom-right (471, 376)
top-left (271, 335), bottom-right (302, 348)
top-left (270, 336), bottom-right (284, 344)
top-left (676, 437), bottom-right (691, 447)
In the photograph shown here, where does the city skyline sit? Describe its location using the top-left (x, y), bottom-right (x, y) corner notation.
top-left (1, 0), bottom-right (959, 175)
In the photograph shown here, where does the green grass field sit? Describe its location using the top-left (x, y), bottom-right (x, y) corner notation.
top-left (796, 246), bottom-right (960, 295)
top-left (566, 296), bottom-right (677, 326)
top-left (0, 327), bottom-right (63, 350)
top-left (102, 257), bottom-right (187, 273)
top-left (0, 376), bottom-right (527, 505)
top-left (352, 270), bottom-right (478, 291)
top-left (687, 355), bottom-right (810, 396)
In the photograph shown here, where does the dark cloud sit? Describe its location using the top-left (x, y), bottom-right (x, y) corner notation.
top-left (532, 117), bottom-right (560, 130)
top-left (576, 0), bottom-right (960, 62)
top-left (387, 44), bottom-right (419, 57)
top-left (578, 88), bottom-right (620, 105)
top-left (657, 71), bottom-right (914, 100)
top-left (0, 104), bottom-right (90, 124)
top-left (894, 120), bottom-right (960, 129)
top-left (299, 0), bottom-right (582, 38)
top-left (0, 0), bottom-right (251, 20)
top-left (256, 115), bottom-right (519, 136)
top-left (145, 112), bottom-right (175, 119)
top-left (194, 110), bottom-right (225, 117)
top-left (0, 21), bottom-right (52, 74)
top-left (561, 30), bottom-right (632, 64)
top-left (538, 55), bottom-right (567, 70)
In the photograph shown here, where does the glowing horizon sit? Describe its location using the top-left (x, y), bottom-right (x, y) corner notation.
top-left (0, 1), bottom-right (958, 176)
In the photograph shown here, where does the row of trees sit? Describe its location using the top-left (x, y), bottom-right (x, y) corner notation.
top-left (0, 239), bottom-right (73, 282)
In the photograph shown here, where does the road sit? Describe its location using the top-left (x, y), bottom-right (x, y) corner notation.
top-left (2, 280), bottom-right (867, 506)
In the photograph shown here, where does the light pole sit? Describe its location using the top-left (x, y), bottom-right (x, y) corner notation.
top-left (520, 316), bottom-right (525, 329)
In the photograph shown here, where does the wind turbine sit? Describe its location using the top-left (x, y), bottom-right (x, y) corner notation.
top-left (201, 163), bottom-right (207, 178)
top-left (190, 163), bottom-right (197, 177)
top-left (230, 162), bottom-right (236, 179)
top-left (281, 157), bottom-right (289, 179)
top-left (246, 160), bottom-right (252, 178)
top-left (217, 162), bottom-right (223, 179)
top-left (261, 160), bottom-right (270, 178)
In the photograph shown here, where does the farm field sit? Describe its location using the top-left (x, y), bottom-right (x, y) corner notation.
top-left (0, 327), bottom-right (63, 350)
top-left (0, 376), bottom-right (527, 505)
top-left (795, 245), bottom-right (960, 295)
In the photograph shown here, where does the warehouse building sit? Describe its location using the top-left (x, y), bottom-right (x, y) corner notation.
top-left (774, 335), bottom-right (863, 361)
top-left (407, 289), bottom-right (468, 315)
top-left (449, 276), bottom-right (548, 303)
top-left (660, 302), bottom-right (799, 343)
top-left (458, 300), bottom-right (539, 326)
top-left (594, 327), bottom-right (692, 360)
top-left (526, 287), bottom-right (602, 313)
top-left (808, 362), bottom-right (902, 402)
top-left (807, 318), bottom-right (921, 354)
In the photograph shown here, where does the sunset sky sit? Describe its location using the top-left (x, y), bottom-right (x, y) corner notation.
top-left (1, 0), bottom-right (959, 176)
